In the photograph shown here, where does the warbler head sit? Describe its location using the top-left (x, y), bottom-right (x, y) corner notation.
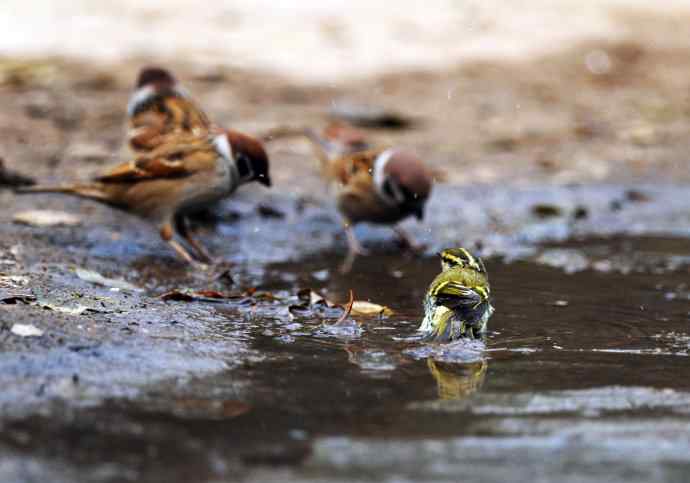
top-left (373, 149), bottom-right (432, 220)
top-left (438, 248), bottom-right (486, 274)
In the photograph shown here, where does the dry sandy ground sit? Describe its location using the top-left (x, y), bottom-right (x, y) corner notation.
top-left (2, 0), bottom-right (690, 83)
top-left (1, 1), bottom-right (690, 190)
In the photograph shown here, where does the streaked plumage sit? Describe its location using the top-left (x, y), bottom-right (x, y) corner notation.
top-left (15, 66), bottom-right (272, 266)
top-left (261, 125), bottom-right (433, 269)
top-left (418, 248), bottom-right (494, 342)
top-left (126, 67), bottom-right (214, 156)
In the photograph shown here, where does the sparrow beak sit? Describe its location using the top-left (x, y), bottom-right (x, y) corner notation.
top-left (259, 175), bottom-right (272, 187)
top-left (413, 205), bottom-right (424, 220)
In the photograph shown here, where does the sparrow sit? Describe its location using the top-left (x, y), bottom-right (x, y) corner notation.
top-left (16, 129), bottom-right (271, 266)
top-left (126, 66), bottom-right (215, 156)
top-left (262, 124), bottom-right (433, 270)
top-left (418, 248), bottom-right (494, 343)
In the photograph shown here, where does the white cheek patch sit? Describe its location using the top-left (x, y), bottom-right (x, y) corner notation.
top-left (127, 85), bottom-right (156, 116)
top-left (126, 84), bottom-right (187, 116)
top-left (212, 133), bottom-right (233, 162)
top-left (373, 148), bottom-right (397, 206)
top-left (213, 133), bottom-right (241, 191)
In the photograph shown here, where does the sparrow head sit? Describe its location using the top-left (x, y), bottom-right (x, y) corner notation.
top-left (438, 248), bottom-right (486, 274)
top-left (323, 122), bottom-right (370, 153)
top-left (224, 130), bottom-right (272, 187)
top-left (129, 67), bottom-right (181, 116)
top-left (373, 149), bottom-right (432, 220)
top-left (136, 66), bottom-right (176, 90)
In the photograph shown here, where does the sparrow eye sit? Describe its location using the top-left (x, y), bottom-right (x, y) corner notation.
top-left (235, 153), bottom-right (254, 181)
top-left (382, 179), bottom-right (395, 199)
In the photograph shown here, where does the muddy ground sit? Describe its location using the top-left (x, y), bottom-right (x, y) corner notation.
top-left (1, 37), bottom-right (690, 483)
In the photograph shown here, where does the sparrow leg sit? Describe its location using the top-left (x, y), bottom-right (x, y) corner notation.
top-left (159, 222), bottom-right (208, 269)
top-left (340, 223), bottom-right (368, 273)
top-left (393, 226), bottom-right (426, 254)
top-left (174, 215), bottom-right (214, 264)
top-left (344, 223), bottom-right (369, 256)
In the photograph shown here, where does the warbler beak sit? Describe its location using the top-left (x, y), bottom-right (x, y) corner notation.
top-left (258, 175), bottom-right (272, 187)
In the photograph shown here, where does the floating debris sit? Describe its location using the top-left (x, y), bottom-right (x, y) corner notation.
top-left (160, 289), bottom-right (241, 303)
top-left (351, 301), bottom-right (393, 317)
top-left (13, 210), bottom-right (82, 227)
top-left (10, 323), bottom-right (44, 337)
top-left (256, 203), bottom-right (286, 219)
top-left (0, 157), bottom-right (34, 187)
top-left (0, 293), bottom-right (36, 304)
top-left (40, 303), bottom-right (109, 315)
top-left (531, 203), bottom-right (563, 218)
top-left (75, 268), bottom-right (142, 292)
top-left (624, 189), bottom-right (651, 203)
top-left (333, 290), bottom-right (355, 325)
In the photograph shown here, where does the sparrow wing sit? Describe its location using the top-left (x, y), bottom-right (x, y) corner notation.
top-left (331, 149), bottom-right (384, 184)
top-left (127, 79), bottom-right (212, 156)
top-left (322, 122), bottom-right (371, 154)
top-left (96, 137), bottom-right (218, 183)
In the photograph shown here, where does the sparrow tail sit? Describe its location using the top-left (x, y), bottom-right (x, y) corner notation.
top-left (14, 184), bottom-right (110, 202)
top-left (259, 125), bottom-right (332, 168)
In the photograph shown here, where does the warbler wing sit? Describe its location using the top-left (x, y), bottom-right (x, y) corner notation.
top-left (432, 280), bottom-right (483, 309)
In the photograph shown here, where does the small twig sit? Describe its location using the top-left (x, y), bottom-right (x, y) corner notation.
top-left (334, 289), bottom-right (354, 325)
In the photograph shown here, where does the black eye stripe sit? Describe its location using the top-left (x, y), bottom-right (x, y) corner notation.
top-left (382, 179), bottom-right (395, 199)
top-left (235, 154), bottom-right (253, 179)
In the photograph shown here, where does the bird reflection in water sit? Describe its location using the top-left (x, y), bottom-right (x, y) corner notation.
top-left (427, 358), bottom-right (487, 400)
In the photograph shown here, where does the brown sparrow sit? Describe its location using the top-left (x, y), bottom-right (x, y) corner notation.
top-left (17, 130), bottom-right (271, 266)
top-left (263, 125), bottom-right (433, 269)
top-left (126, 67), bottom-right (215, 156)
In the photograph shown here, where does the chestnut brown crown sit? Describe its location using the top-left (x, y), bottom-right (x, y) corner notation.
top-left (136, 66), bottom-right (176, 90)
top-left (379, 150), bottom-right (432, 220)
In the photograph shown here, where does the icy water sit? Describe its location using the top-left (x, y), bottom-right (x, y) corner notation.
top-left (1, 237), bottom-right (690, 482)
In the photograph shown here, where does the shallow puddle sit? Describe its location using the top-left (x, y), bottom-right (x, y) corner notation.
top-left (1, 237), bottom-right (690, 482)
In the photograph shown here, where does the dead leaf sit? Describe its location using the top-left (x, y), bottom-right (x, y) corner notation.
top-left (169, 398), bottom-right (251, 419)
top-left (297, 289), bottom-right (336, 307)
top-left (10, 323), bottom-right (43, 337)
top-left (40, 303), bottom-right (109, 315)
top-left (75, 268), bottom-right (142, 292)
top-left (213, 269), bottom-right (235, 287)
top-left (0, 276), bottom-right (29, 288)
top-left (351, 300), bottom-right (393, 317)
top-left (0, 293), bottom-right (36, 304)
top-left (14, 210), bottom-right (82, 227)
top-left (250, 291), bottom-right (283, 302)
top-left (160, 289), bottom-right (238, 302)
top-left (624, 189), bottom-right (651, 203)
top-left (256, 203), bottom-right (285, 219)
top-left (0, 157), bottom-right (34, 187)
top-left (290, 289), bottom-right (344, 319)
top-left (531, 204), bottom-right (562, 218)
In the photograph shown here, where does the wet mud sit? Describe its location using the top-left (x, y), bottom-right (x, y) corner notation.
top-left (1, 38), bottom-right (690, 483)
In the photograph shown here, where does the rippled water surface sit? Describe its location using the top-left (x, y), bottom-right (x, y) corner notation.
top-left (2, 237), bottom-right (690, 483)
